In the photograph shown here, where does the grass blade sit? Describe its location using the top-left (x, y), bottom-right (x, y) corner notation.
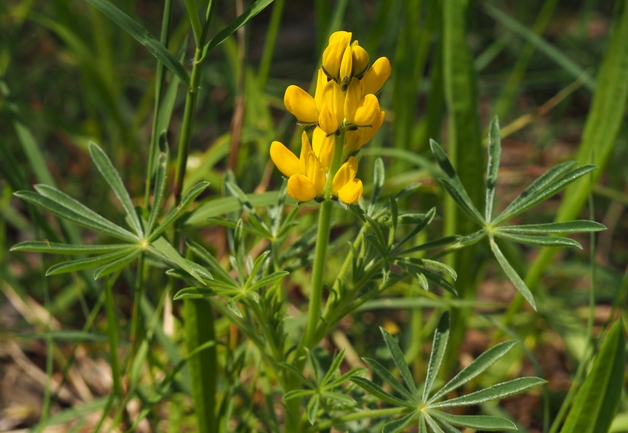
top-left (202, 0), bottom-right (274, 56)
top-left (430, 341), bottom-right (517, 403)
top-left (489, 236), bottom-right (536, 310)
top-left (422, 312), bottom-right (450, 402)
top-left (485, 116), bottom-right (501, 221)
top-left (430, 377), bottom-right (545, 408)
top-left (89, 142), bottom-right (143, 237)
top-left (560, 321), bottom-right (625, 433)
top-left (15, 189), bottom-right (138, 242)
top-left (82, 0), bottom-right (190, 86)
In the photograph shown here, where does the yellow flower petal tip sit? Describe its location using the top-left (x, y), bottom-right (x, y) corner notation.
top-left (270, 141), bottom-right (300, 178)
top-left (284, 85), bottom-right (318, 124)
top-left (362, 57), bottom-right (392, 96)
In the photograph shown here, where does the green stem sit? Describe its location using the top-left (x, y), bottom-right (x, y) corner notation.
top-left (309, 407), bottom-right (409, 432)
top-left (105, 275), bottom-right (123, 400)
top-left (127, 254), bottom-right (145, 364)
top-left (145, 0), bottom-right (173, 205)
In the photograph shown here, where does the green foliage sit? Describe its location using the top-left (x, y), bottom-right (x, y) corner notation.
top-left (351, 313), bottom-right (546, 432)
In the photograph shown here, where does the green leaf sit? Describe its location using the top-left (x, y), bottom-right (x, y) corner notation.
top-left (88, 142), bottom-right (143, 236)
top-left (10, 241), bottom-right (131, 255)
top-left (422, 312), bottom-right (450, 402)
top-left (148, 181), bottom-right (210, 241)
top-left (185, 191), bottom-right (283, 226)
top-left (279, 362), bottom-right (315, 388)
top-left (202, 0), bottom-right (274, 56)
top-left (82, 0), bottom-right (190, 86)
top-left (485, 116), bottom-right (501, 221)
top-left (147, 237), bottom-right (209, 285)
top-left (369, 157), bottom-right (385, 215)
top-left (362, 357), bottom-right (417, 402)
top-left (322, 391), bottom-right (355, 405)
top-left (406, 259), bottom-right (457, 281)
top-left (283, 389), bottom-right (314, 401)
top-left (93, 249), bottom-right (141, 279)
top-left (147, 138), bottom-right (169, 234)
top-left (489, 236), bottom-right (537, 310)
top-left (430, 341), bottom-right (517, 403)
top-left (496, 220), bottom-right (606, 234)
top-left (380, 328), bottom-right (418, 396)
top-left (321, 349), bottom-right (346, 386)
top-left (382, 411), bottom-right (417, 433)
top-left (429, 411), bottom-right (517, 431)
top-left (15, 188), bottom-right (138, 242)
top-left (186, 240), bottom-right (237, 285)
top-left (494, 232), bottom-right (582, 249)
top-left (306, 394), bottom-right (320, 425)
top-left (561, 320), bottom-right (626, 433)
top-left (431, 377), bottom-right (545, 408)
top-left (244, 250), bottom-right (271, 287)
top-left (438, 179), bottom-right (486, 226)
top-left (425, 413), bottom-right (448, 433)
top-left (173, 287), bottom-right (216, 301)
top-left (350, 377), bottom-right (415, 408)
top-left (495, 163), bottom-right (596, 224)
top-left (46, 247), bottom-right (138, 276)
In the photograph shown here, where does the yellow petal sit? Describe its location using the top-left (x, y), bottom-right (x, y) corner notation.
top-left (332, 156), bottom-right (358, 195)
top-left (284, 85), bottom-right (319, 124)
top-left (287, 174), bottom-right (317, 203)
top-left (344, 111), bottom-right (385, 158)
top-left (305, 152), bottom-right (326, 197)
top-left (358, 110), bottom-right (385, 147)
top-left (351, 41), bottom-right (369, 77)
top-left (339, 45), bottom-right (353, 91)
top-left (362, 57), bottom-right (391, 96)
top-left (321, 80), bottom-right (345, 127)
top-left (318, 103), bottom-right (339, 135)
top-left (344, 78), bottom-right (362, 125)
top-left (270, 141), bottom-right (300, 177)
top-left (353, 94), bottom-right (380, 127)
top-left (338, 178), bottom-right (363, 204)
top-left (312, 127), bottom-right (335, 170)
top-left (314, 68), bottom-right (327, 112)
top-left (328, 31), bottom-right (352, 45)
top-left (322, 32), bottom-right (352, 80)
top-left (299, 131), bottom-right (312, 174)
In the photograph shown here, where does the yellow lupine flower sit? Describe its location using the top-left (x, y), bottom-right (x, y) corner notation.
top-left (344, 110), bottom-right (385, 157)
top-left (362, 57), bottom-right (391, 96)
top-left (331, 157), bottom-right (363, 204)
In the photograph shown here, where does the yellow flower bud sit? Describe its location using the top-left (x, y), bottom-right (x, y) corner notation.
top-left (322, 32), bottom-right (352, 80)
top-left (284, 85), bottom-right (319, 124)
top-left (270, 141), bottom-right (300, 178)
top-left (312, 127), bottom-right (334, 171)
top-left (339, 45), bottom-right (353, 91)
top-left (351, 41), bottom-right (369, 77)
top-left (318, 104), bottom-right (339, 136)
top-left (362, 57), bottom-right (391, 96)
top-left (287, 174), bottom-right (318, 203)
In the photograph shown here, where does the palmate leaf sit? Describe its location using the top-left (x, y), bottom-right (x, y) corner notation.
top-left (173, 288), bottom-right (217, 301)
top-left (10, 241), bottom-right (131, 255)
top-left (380, 328), bottom-right (418, 396)
top-left (362, 357), bottom-right (417, 402)
top-left (494, 231), bottom-right (582, 249)
top-left (147, 137), bottom-right (169, 234)
top-left (428, 411), bottom-right (517, 431)
top-left (489, 236), bottom-right (537, 310)
top-left (485, 116), bottom-right (501, 221)
top-left (89, 142), bottom-right (143, 237)
top-left (496, 220), bottom-right (606, 234)
top-left (45, 246), bottom-right (139, 276)
top-left (15, 188), bottom-right (138, 242)
top-left (424, 413), bottom-right (448, 433)
top-left (350, 377), bottom-right (415, 408)
top-left (382, 411), bottom-right (417, 433)
top-left (430, 377), bottom-right (546, 408)
top-left (93, 249), bottom-right (142, 279)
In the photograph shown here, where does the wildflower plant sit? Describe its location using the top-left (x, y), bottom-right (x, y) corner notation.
top-left (7, 2), bottom-right (623, 432)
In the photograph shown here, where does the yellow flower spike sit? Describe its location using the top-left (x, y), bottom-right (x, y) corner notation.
top-left (284, 85), bottom-right (319, 124)
top-left (351, 41), bottom-right (369, 77)
top-left (287, 174), bottom-right (318, 203)
top-left (362, 57), bottom-right (392, 96)
top-left (353, 94), bottom-right (381, 127)
top-left (322, 31), bottom-right (352, 80)
top-left (270, 141), bottom-right (300, 177)
top-left (312, 127), bottom-right (334, 170)
top-left (318, 104), bottom-right (339, 136)
top-left (344, 78), bottom-right (362, 125)
top-left (305, 152), bottom-right (326, 196)
top-left (339, 45), bottom-right (353, 91)
top-left (337, 178), bottom-right (363, 204)
top-left (332, 156), bottom-right (359, 195)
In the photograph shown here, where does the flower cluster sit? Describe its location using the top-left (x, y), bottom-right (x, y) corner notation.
top-left (270, 31), bottom-right (390, 204)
